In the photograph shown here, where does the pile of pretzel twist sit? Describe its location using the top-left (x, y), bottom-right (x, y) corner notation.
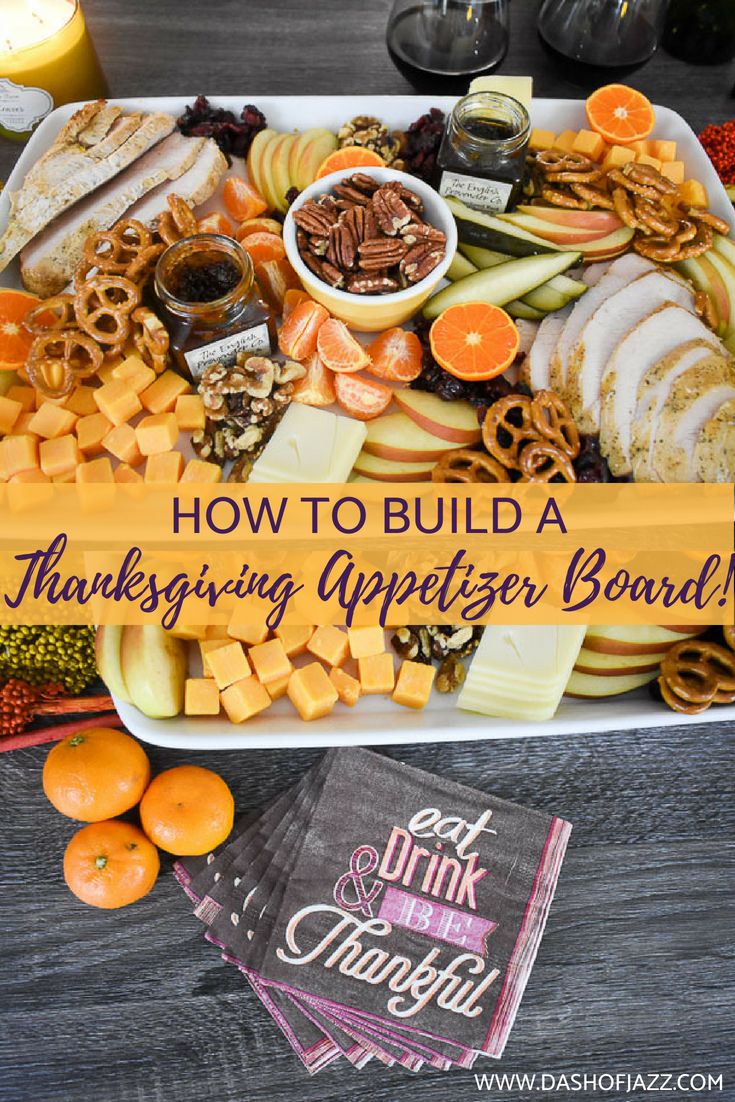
top-left (659, 628), bottom-right (735, 714)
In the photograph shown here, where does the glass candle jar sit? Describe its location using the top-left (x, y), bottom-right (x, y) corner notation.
top-left (154, 235), bottom-right (276, 380)
top-left (435, 91), bottom-right (530, 213)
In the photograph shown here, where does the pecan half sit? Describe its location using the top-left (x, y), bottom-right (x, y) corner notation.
top-left (292, 201), bottom-right (338, 235)
top-left (400, 242), bottom-right (443, 283)
top-left (373, 185), bottom-right (413, 235)
top-left (347, 272), bottom-right (399, 294)
top-left (358, 237), bottom-right (408, 271)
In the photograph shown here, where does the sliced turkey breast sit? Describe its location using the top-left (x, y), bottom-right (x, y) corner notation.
top-left (548, 253), bottom-right (654, 396)
top-left (523, 306), bottom-right (571, 391)
top-left (565, 269), bottom-right (695, 435)
top-left (581, 261), bottom-right (611, 287)
top-left (649, 362), bottom-right (735, 481)
top-left (0, 102), bottom-right (175, 273)
top-left (694, 398), bottom-right (735, 481)
top-left (598, 305), bottom-right (722, 476)
top-left (20, 133), bottom-right (208, 296)
top-left (123, 139), bottom-right (227, 227)
top-left (629, 342), bottom-right (730, 482)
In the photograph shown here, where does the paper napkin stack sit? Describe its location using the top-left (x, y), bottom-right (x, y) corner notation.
top-left (175, 748), bottom-right (571, 1073)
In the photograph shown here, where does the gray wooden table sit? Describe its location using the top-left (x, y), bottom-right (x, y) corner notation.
top-left (1, 3), bottom-right (734, 1100)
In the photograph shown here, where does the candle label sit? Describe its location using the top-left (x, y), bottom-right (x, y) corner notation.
top-left (439, 169), bottom-right (513, 213)
top-left (0, 78), bottom-right (54, 133)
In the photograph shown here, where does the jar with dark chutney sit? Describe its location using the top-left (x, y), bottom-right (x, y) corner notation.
top-left (436, 91), bottom-right (530, 214)
top-left (154, 234), bottom-right (277, 380)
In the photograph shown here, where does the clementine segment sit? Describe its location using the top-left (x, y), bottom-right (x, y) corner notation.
top-left (236, 217), bottom-right (283, 241)
top-left (334, 372), bottom-right (393, 420)
top-left (255, 258), bottom-right (302, 312)
top-left (223, 176), bottom-right (268, 221)
top-left (278, 300), bottom-right (330, 359)
top-left (429, 302), bottom-right (519, 381)
top-left (240, 231), bottom-right (286, 266)
top-left (139, 764), bottom-right (234, 856)
top-left (291, 351), bottom-right (337, 407)
top-left (197, 212), bottom-right (235, 237)
top-left (64, 820), bottom-right (159, 909)
top-left (282, 288), bottom-right (312, 319)
top-left (43, 726), bottom-right (151, 822)
top-left (315, 147), bottom-right (385, 179)
top-left (0, 289), bottom-right (48, 372)
top-left (366, 327), bottom-right (423, 383)
top-left (316, 317), bottom-right (371, 373)
top-left (586, 84), bottom-right (655, 145)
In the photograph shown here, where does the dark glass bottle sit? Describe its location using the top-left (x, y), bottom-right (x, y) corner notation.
top-left (662, 0), bottom-right (735, 63)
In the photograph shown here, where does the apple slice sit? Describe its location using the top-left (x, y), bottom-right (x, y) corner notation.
top-left (501, 213), bottom-right (613, 244)
top-left (583, 625), bottom-right (704, 656)
top-left (352, 451), bottom-right (435, 481)
top-left (363, 412), bottom-right (464, 462)
top-left (704, 251), bottom-right (735, 334)
top-left (516, 205), bottom-right (623, 234)
top-left (259, 133), bottom-right (288, 214)
top-left (95, 625), bottom-right (132, 703)
top-left (246, 127), bottom-right (276, 201)
top-left (296, 130), bottom-right (339, 190)
top-left (565, 668), bottom-right (658, 698)
top-left (574, 646), bottom-right (668, 676)
top-left (393, 390), bottom-right (482, 445)
top-left (271, 133), bottom-right (297, 214)
top-left (120, 625), bottom-right (187, 718)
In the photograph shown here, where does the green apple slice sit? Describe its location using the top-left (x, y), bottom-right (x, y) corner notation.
top-left (246, 127), bottom-right (276, 200)
top-left (271, 133), bottom-right (297, 213)
top-left (296, 129), bottom-right (338, 190)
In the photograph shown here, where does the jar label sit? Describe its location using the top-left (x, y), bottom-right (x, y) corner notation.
top-left (439, 170), bottom-right (513, 213)
top-left (184, 323), bottom-right (272, 378)
top-left (0, 78), bottom-right (54, 134)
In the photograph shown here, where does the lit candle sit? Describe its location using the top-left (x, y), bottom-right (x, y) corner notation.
top-left (0, 0), bottom-right (107, 142)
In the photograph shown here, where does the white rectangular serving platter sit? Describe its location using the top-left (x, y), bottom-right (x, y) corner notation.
top-left (2, 94), bottom-right (733, 749)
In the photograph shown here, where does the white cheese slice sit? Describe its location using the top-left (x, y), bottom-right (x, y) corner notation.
top-left (248, 404), bottom-right (367, 483)
top-left (468, 76), bottom-right (533, 112)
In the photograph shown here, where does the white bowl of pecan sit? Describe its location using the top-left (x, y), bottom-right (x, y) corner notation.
top-left (283, 167), bottom-right (457, 331)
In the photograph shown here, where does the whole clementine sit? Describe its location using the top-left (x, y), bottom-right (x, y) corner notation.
top-left (139, 764), bottom-right (234, 856)
top-left (64, 820), bottom-right (160, 909)
top-left (43, 727), bottom-right (151, 822)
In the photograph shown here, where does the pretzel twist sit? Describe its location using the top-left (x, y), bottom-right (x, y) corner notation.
top-left (24, 294), bottom-right (76, 334)
top-left (481, 395), bottom-right (536, 468)
top-left (26, 331), bottom-right (103, 398)
top-left (659, 639), bottom-right (735, 713)
top-left (518, 441), bottom-right (576, 483)
top-left (432, 449), bottom-right (510, 484)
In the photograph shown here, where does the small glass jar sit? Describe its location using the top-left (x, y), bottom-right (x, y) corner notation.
top-left (154, 234), bottom-right (276, 380)
top-left (435, 91), bottom-right (530, 213)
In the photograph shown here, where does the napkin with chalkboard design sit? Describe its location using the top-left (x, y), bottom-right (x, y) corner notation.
top-left (174, 747), bottom-right (571, 1073)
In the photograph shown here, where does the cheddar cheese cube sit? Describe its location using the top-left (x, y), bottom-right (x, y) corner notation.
top-left (265, 671), bottom-right (291, 700)
top-left (94, 380), bottom-right (142, 426)
top-left (358, 652), bottom-right (395, 695)
top-left (64, 385), bottom-right (98, 418)
top-left (553, 129), bottom-right (577, 153)
top-left (248, 638), bottom-right (293, 686)
top-left (307, 625), bottom-right (349, 668)
top-left (112, 354), bottom-right (156, 394)
top-left (205, 624), bottom-right (230, 640)
top-left (392, 660), bottom-right (436, 709)
top-left (185, 678), bottom-right (221, 716)
top-left (329, 666), bottom-right (361, 707)
top-left (528, 127), bottom-right (556, 153)
top-left (136, 412), bottom-right (179, 456)
top-left (221, 675), bottom-right (271, 723)
top-left (199, 638), bottom-right (232, 677)
top-left (601, 144), bottom-right (636, 170)
top-left (96, 360), bottom-right (119, 385)
top-left (9, 468), bottom-right (50, 483)
top-left (114, 462), bottom-right (143, 484)
top-left (175, 394), bottom-right (206, 432)
top-left (39, 434), bottom-right (82, 478)
top-left (661, 160), bottom-right (685, 185)
top-left (103, 422), bottom-right (143, 467)
top-left (76, 412), bottom-right (113, 456)
top-left (76, 456), bottom-right (114, 483)
top-left (347, 626), bottom-right (385, 660)
top-left (227, 616), bottom-right (269, 646)
top-left (0, 434), bottom-right (38, 478)
top-left (636, 152), bottom-right (661, 172)
top-left (168, 623), bottom-right (208, 640)
top-left (679, 179), bottom-right (708, 208)
top-left (144, 451), bottom-right (183, 482)
top-left (287, 662), bottom-right (338, 721)
top-left (180, 458), bottom-right (222, 483)
top-left (649, 138), bottom-right (677, 163)
top-left (140, 369), bottom-right (190, 414)
top-left (14, 412), bottom-right (37, 436)
top-left (0, 395), bottom-right (22, 435)
top-left (207, 640), bottom-right (251, 690)
top-left (52, 467), bottom-right (77, 484)
top-left (28, 401), bottom-right (77, 440)
top-left (6, 386), bottom-right (35, 413)
top-left (274, 625), bottom-right (313, 657)
top-left (571, 129), bottom-right (607, 162)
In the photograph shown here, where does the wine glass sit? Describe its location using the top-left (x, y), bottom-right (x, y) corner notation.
top-left (537, 0), bottom-right (668, 67)
top-left (386, 0), bottom-right (509, 86)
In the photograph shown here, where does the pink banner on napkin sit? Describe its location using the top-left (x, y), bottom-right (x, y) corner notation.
top-left (378, 886), bottom-right (496, 955)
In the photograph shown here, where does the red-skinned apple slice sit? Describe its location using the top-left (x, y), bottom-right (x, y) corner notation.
top-left (393, 390), bottom-right (482, 445)
top-left (353, 451), bottom-right (435, 481)
top-left (501, 213), bottom-right (613, 244)
top-left (363, 412), bottom-right (465, 462)
top-left (516, 205), bottom-right (623, 234)
top-left (574, 647), bottom-right (669, 676)
top-left (583, 625), bottom-right (705, 655)
top-left (564, 668), bottom-right (658, 698)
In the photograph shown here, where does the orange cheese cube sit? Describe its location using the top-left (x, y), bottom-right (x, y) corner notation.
top-left (221, 675), bottom-right (272, 723)
top-left (571, 129), bottom-right (607, 162)
top-left (6, 386), bottom-right (35, 413)
top-left (628, 139), bottom-right (648, 157)
top-left (679, 179), bottom-right (708, 208)
top-left (528, 127), bottom-right (555, 153)
top-left (207, 640), bottom-right (251, 689)
top-left (39, 434), bottom-right (82, 478)
top-left (185, 678), bottom-right (221, 716)
top-left (175, 394), bottom-right (206, 431)
top-left (180, 458), bottom-right (222, 483)
top-left (28, 401), bottom-right (78, 439)
top-left (661, 160), bottom-right (685, 185)
top-left (227, 616), bottom-right (269, 646)
top-left (112, 354), bottom-right (156, 394)
top-left (96, 360), bottom-right (119, 385)
top-left (307, 625), bottom-right (349, 668)
top-left (114, 462), bottom-right (143, 484)
top-left (358, 652), bottom-right (395, 694)
top-left (0, 395), bottom-right (22, 435)
top-left (248, 638), bottom-right (293, 685)
top-left (649, 138), bottom-right (677, 163)
top-left (347, 626), bottom-right (385, 660)
top-left (9, 467), bottom-right (50, 483)
top-left (329, 666), bottom-right (361, 707)
top-left (601, 144), bottom-right (636, 170)
top-left (76, 456), bottom-right (114, 483)
top-left (205, 624), bottom-right (230, 639)
top-left (266, 671), bottom-right (291, 700)
top-left (636, 152), bottom-right (661, 172)
top-left (392, 660), bottom-right (436, 709)
top-left (14, 412), bottom-right (37, 436)
top-left (136, 412), bottom-right (179, 456)
top-left (64, 385), bottom-right (99, 418)
top-left (287, 662), bottom-right (338, 721)
top-left (52, 467), bottom-right (77, 484)
top-left (76, 412), bottom-right (113, 456)
top-left (168, 623), bottom-right (208, 640)
top-left (103, 422), bottom-right (143, 466)
top-left (144, 451), bottom-right (184, 482)
top-left (199, 638), bottom-right (232, 677)
top-left (274, 624), bottom-right (314, 657)
top-left (0, 434), bottom-right (38, 478)
top-left (140, 369), bottom-right (190, 414)
top-left (94, 379), bottom-right (142, 426)
top-left (553, 129), bottom-right (577, 153)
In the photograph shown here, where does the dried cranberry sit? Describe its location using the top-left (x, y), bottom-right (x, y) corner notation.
top-left (402, 108), bottom-right (445, 183)
top-left (177, 97), bottom-right (267, 160)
